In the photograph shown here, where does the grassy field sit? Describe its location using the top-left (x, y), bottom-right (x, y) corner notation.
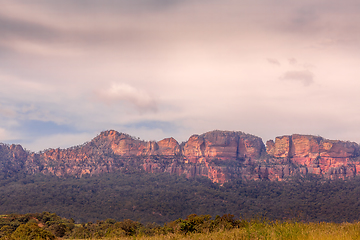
top-left (65, 221), bottom-right (360, 240)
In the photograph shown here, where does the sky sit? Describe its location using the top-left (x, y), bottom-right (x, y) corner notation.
top-left (0, 0), bottom-right (360, 151)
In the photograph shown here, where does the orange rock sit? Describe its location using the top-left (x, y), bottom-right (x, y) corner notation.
top-left (157, 137), bottom-right (180, 155)
top-left (182, 135), bottom-right (205, 158)
top-left (2, 130), bottom-right (360, 184)
top-left (266, 140), bottom-right (275, 156)
top-left (272, 136), bottom-right (291, 158)
top-left (290, 134), bottom-right (321, 158)
top-left (319, 140), bottom-right (358, 158)
top-left (239, 135), bottom-right (264, 159)
top-left (202, 131), bottom-right (239, 159)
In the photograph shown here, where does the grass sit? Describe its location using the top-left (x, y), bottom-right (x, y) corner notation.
top-left (64, 221), bottom-right (360, 239)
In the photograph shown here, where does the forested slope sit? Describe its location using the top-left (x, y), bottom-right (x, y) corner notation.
top-left (1, 172), bottom-right (360, 224)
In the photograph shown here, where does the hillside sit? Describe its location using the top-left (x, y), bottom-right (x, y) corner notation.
top-left (2, 172), bottom-right (360, 224)
top-left (1, 130), bottom-right (360, 223)
top-left (0, 130), bottom-right (359, 183)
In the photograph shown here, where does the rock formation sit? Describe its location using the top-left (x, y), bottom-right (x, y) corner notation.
top-left (1, 130), bottom-right (359, 183)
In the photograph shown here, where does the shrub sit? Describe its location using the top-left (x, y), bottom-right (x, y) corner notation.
top-left (10, 222), bottom-right (55, 240)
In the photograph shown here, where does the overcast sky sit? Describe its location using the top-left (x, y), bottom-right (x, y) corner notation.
top-left (0, 0), bottom-right (360, 151)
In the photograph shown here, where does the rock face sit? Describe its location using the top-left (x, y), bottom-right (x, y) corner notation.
top-left (265, 134), bottom-right (360, 180)
top-left (182, 130), bottom-right (264, 161)
top-left (0, 143), bottom-right (28, 177)
top-left (1, 130), bottom-right (360, 183)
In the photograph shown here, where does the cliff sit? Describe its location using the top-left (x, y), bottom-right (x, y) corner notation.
top-left (1, 130), bottom-right (359, 183)
top-left (265, 134), bottom-right (360, 180)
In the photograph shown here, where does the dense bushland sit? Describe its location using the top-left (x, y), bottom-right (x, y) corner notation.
top-left (2, 212), bottom-right (360, 240)
top-left (0, 212), bottom-right (246, 239)
top-left (1, 172), bottom-right (360, 224)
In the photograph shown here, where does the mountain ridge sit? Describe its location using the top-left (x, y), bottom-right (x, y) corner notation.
top-left (1, 129), bottom-right (359, 183)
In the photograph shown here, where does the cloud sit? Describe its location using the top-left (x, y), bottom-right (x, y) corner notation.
top-left (267, 58), bottom-right (280, 66)
top-left (1, 0), bottom-right (360, 150)
top-left (21, 132), bottom-right (96, 152)
top-left (17, 120), bottom-right (76, 137)
top-left (280, 70), bottom-right (314, 86)
top-left (125, 120), bottom-right (178, 133)
top-left (0, 127), bottom-right (14, 141)
top-left (119, 120), bottom-right (182, 142)
top-left (20, 0), bottom-right (187, 15)
top-left (96, 83), bottom-right (157, 112)
top-left (289, 8), bottom-right (319, 32)
top-left (0, 13), bottom-right (60, 42)
top-left (0, 105), bottom-right (16, 118)
top-left (288, 58), bottom-right (297, 65)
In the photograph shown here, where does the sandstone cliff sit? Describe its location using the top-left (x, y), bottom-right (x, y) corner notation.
top-left (1, 130), bottom-right (359, 183)
top-left (265, 134), bottom-right (360, 180)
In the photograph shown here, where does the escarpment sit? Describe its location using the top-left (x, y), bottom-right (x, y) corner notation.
top-left (1, 130), bottom-right (360, 183)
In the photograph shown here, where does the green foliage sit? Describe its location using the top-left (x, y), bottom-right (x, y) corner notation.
top-left (2, 172), bottom-right (360, 225)
top-left (10, 222), bottom-right (55, 240)
top-left (0, 212), bottom-right (76, 239)
top-left (0, 212), bottom-right (253, 239)
top-left (0, 225), bottom-right (15, 238)
top-left (4, 212), bottom-right (360, 239)
top-left (69, 226), bottom-right (92, 239)
top-left (116, 219), bottom-right (141, 236)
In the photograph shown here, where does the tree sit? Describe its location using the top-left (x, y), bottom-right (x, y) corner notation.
top-left (11, 222), bottom-right (55, 240)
